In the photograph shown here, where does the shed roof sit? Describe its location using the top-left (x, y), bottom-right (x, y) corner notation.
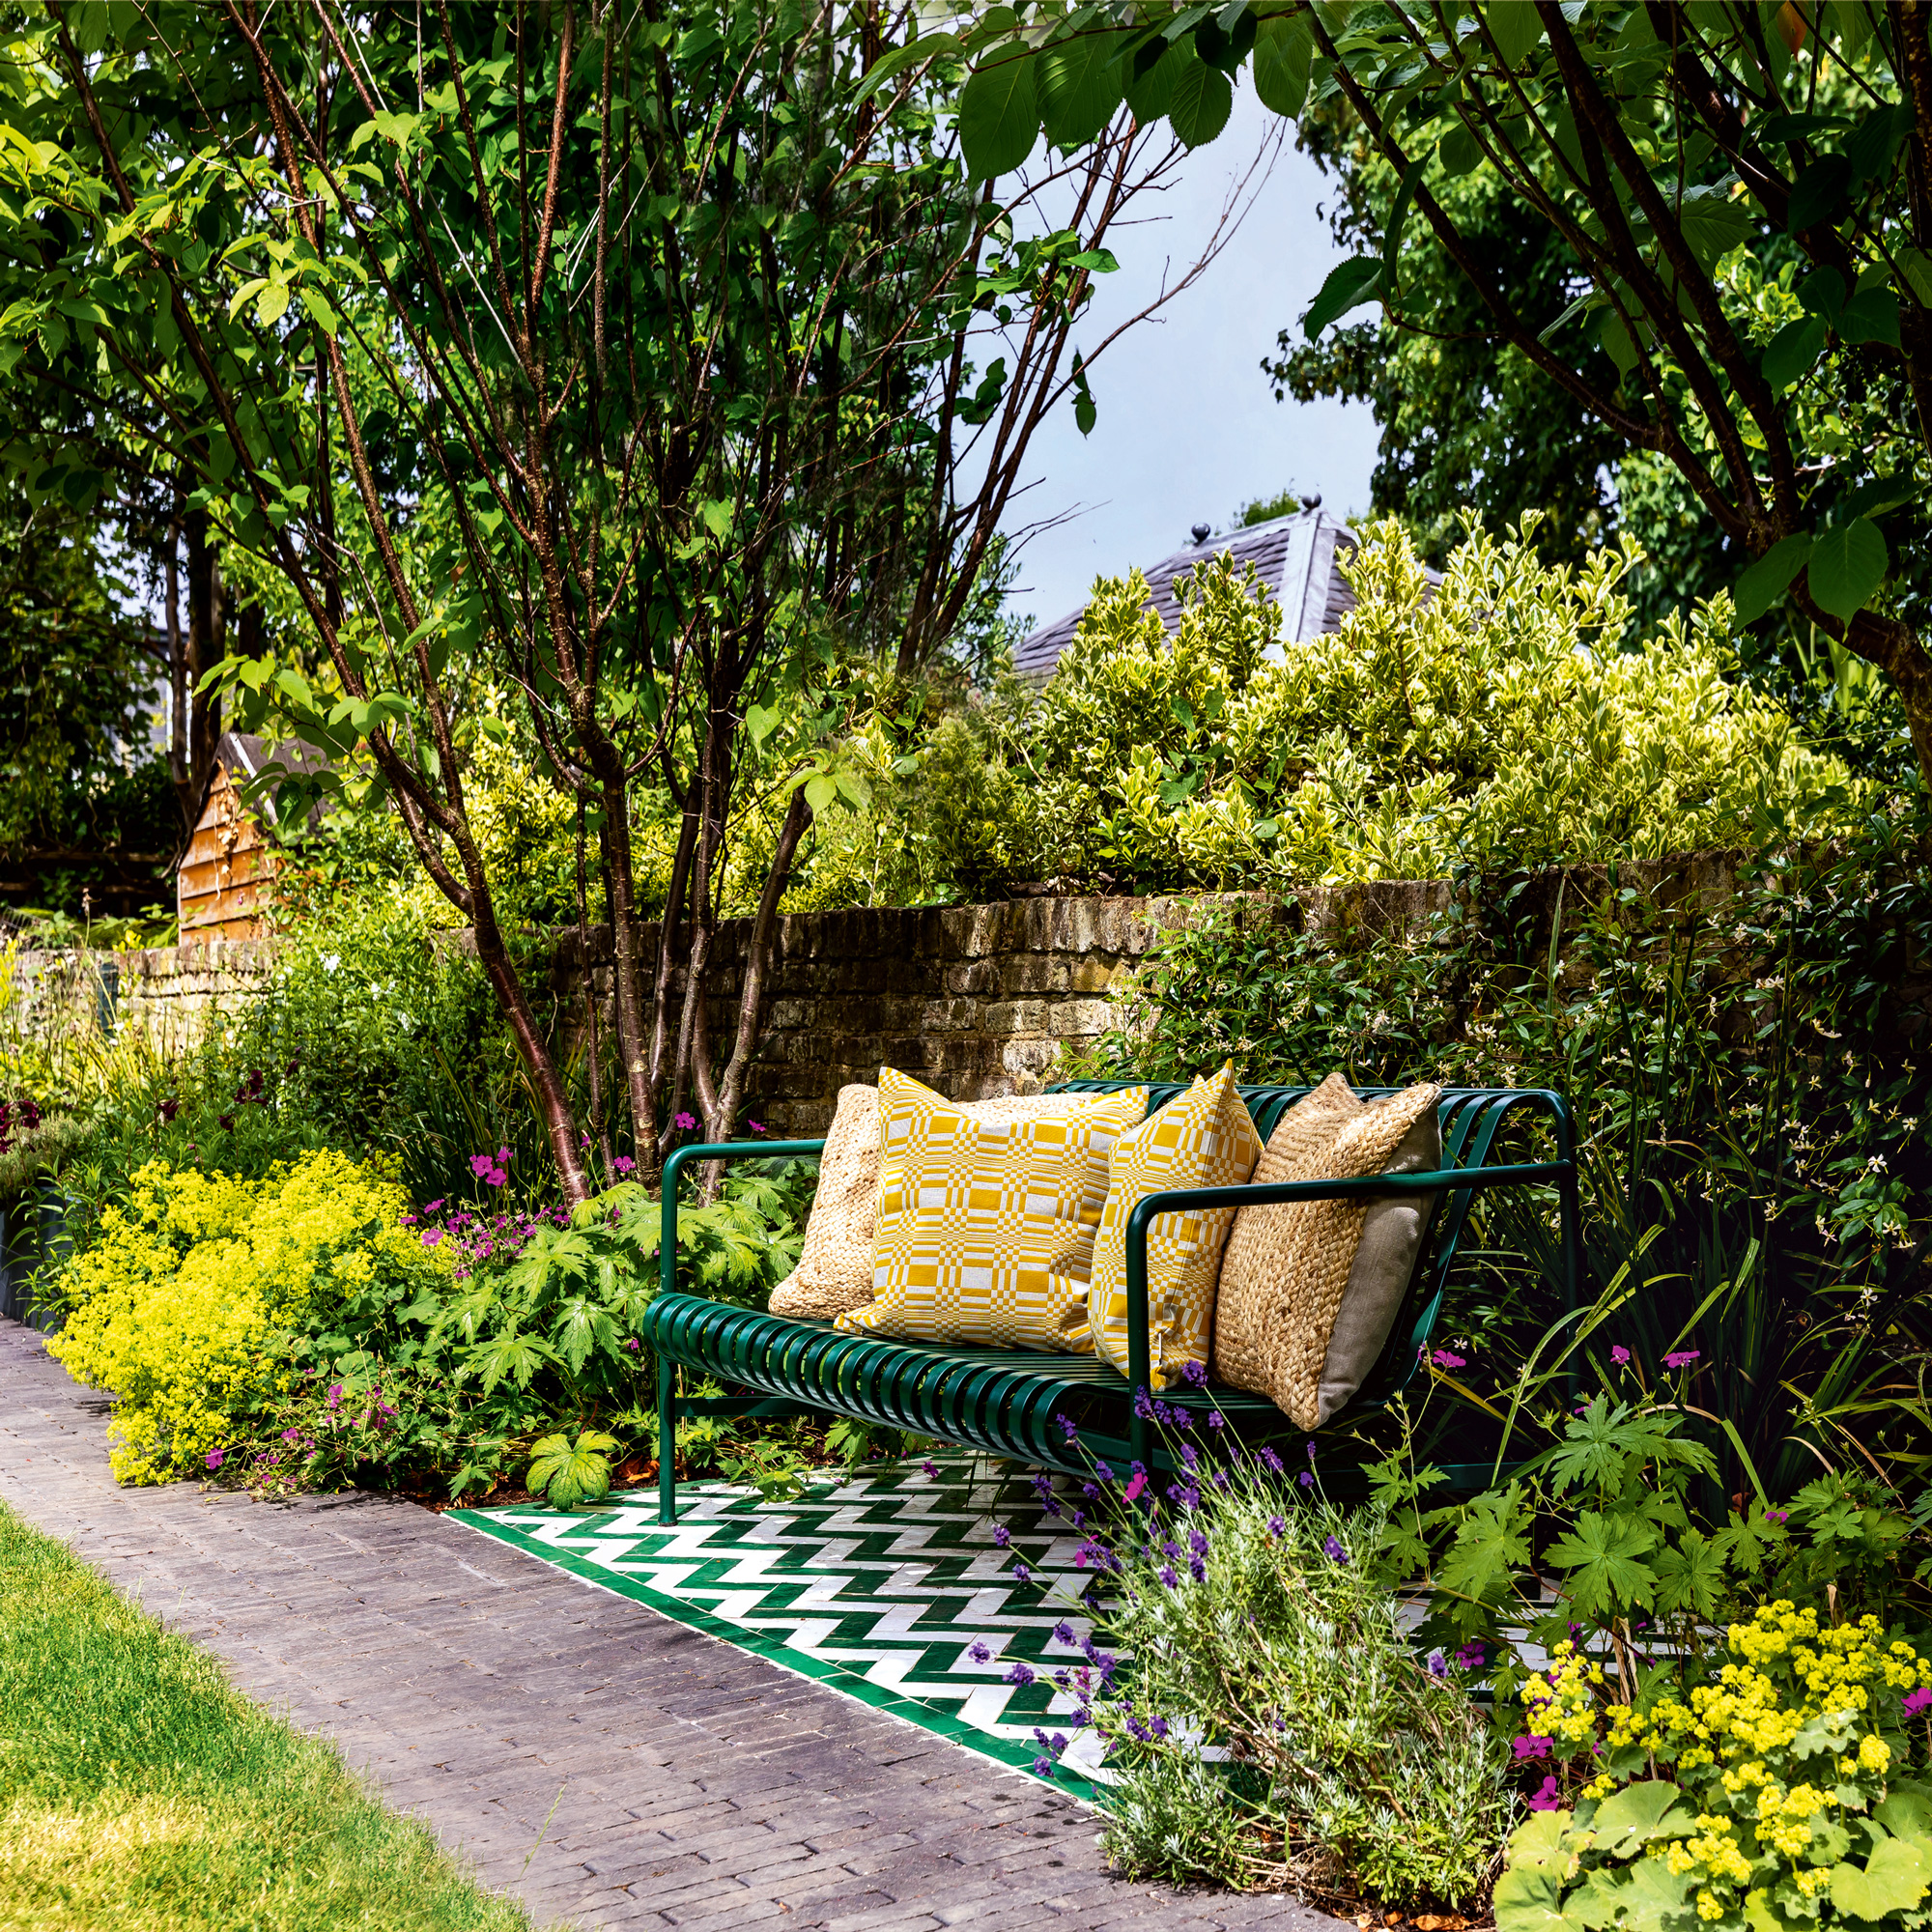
top-left (1011, 504), bottom-right (1362, 686)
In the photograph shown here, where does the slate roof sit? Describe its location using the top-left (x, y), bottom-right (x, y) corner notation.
top-left (1011, 504), bottom-right (1362, 686)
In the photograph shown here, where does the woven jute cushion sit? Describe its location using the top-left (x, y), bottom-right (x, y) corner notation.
top-left (1211, 1078), bottom-right (1442, 1429)
top-left (1086, 1062), bottom-right (1264, 1387)
top-left (1210, 1073), bottom-right (1361, 1394)
top-left (769, 1079), bottom-right (1134, 1322)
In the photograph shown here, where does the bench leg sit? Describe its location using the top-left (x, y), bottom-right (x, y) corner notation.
top-left (658, 1355), bottom-right (677, 1526)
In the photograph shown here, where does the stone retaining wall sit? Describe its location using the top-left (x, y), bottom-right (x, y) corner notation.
top-left (4, 853), bottom-right (1779, 1140)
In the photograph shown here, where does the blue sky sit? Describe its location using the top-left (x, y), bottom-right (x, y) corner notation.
top-left (995, 83), bottom-right (1381, 639)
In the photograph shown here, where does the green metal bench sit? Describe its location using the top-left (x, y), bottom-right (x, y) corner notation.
top-left (643, 1081), bottom-right (1579, 1526)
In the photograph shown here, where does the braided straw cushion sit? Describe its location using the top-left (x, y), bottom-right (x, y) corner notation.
top-left (1086, 1063), bottom-right (1264, 1388)
top-left (768, 1082), bottom-right (1112, 1320)
top-left (1212, 1079), bottom-right (1442, 1430)
top-left (834, 1069), bottom-right (1147, 1350)
top-left (1210, 1073), bottom-right (1361, 1393)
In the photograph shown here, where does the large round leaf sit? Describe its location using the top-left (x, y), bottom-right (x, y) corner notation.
top-left (1252, 14), bottom-right (1313, 116)
top-left (958, 48), bottom-right (1039, 180)
top-left (1807, 516), bottom-right (1888, 623)
top-left (1167, 50), bottom-right (1233, 149)
top-left (1038, 30), bottom-right (1127, 148)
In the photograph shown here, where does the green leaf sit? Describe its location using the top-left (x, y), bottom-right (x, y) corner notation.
top-left (1542, 1509), bottom-right (1659, 1617)
top-left (1736, 533), bottom-right (1812, 623)
top-left (958, 47), bottom-right (1039, 179)
top-left (1303, 255), bottom-right (1382, 339)
top-left (1807, 516), bottom-right (1887, 623)
top-left (1486, 2), bottom-right (1545, 67)
top-left (803, 772), bottom-right (838, 814)
top-left (1677, 185), bottom-right (1750, 266)
top-left (1875, 1788), bottom-right (1932, 1840)
top-left (526, 1429), bottom-right (617, 1508)
top-left (1839, 285), bottom-right (1902, 348)
top-left (1492, 1863), bottom-right (1570, 1932)
top-left (856, 31), bottom-right (960, 103)
top-left (1651, 1528), bottom-right (1727, 1622)
top-left (1788, 155), bottom-right (1852, 233)
top-left (1438, 120), bottom-right (1482, 176)
top-left (1506, 1808), bottom-right (1574, 1872)
top-left (745, 700), bottom-right (781, 750)
top-left (1762, 313), bottom-right (1826, 390)
top-left (1166, 51), bottom-right (1233, 149)
top-left (1592, 1781), bottom-right (1691, 1859)
top-left (1831, 1835), bottom-right (1931, 1920)
top-left (1252, 14), bottom-right (1313, 117)
top-left (1037, 30), bottom-right (1126, 147)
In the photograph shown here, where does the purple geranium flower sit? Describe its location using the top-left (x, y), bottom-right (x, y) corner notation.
top-left (1513, 1734), bottom-right (1554, 1761)
top-left (1905, 1688), bottom-right (1932, 1719)
top-left (205, 1448), bottom-right (224, 1470)
top-left (674, 1111), bottom-right (697, 1131)
top-left (1527, 1775), bottom-right (1564, 1812)
top-left (1609, 1345), bottom-right (1632, 1366)
top-left (612, 1155), bottom-right (636, 1175)
top-left (1431, 1350), bottom-right (1465, 1369)
top-left (1663, 1349), bottom-right (1700, 1370)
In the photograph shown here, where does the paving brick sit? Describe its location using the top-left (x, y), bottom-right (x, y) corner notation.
top-left (0, 1319), bottom-right (1326, 1932)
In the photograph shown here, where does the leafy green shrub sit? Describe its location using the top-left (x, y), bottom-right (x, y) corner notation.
top-left (824, 520), bottom-right (1865, 902)
top-left (46, 1150), bottom-right (428, 1483)
top-left (1068, 802), bottom-right (1932, 1515)
top-left (1493, 1605), bottom-right (1932, 1932)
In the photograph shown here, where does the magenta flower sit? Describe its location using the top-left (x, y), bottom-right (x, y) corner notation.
top-left (612, 1155), bottom-right (636, 1175)
top-left (1454, 1641), bottom-right (1487, 1671)
top-left (421, 1228), bottom-right (443, 1247)
top-left (1431, 1350), bottom-right (1466, 1369)
top-left (1765, 1507), bottom-right (1789, 1525)
top-left (205, 1448), bottom-right (224, 1470)
top-left (1527, 1775), bottom-right (1564, 1812)
top-left (749, 1121), bottom-right (766, 1134)
top-left (1905, 1688), bottom-right (1932, 1719)
top-left (674, 1111), bottom-right (697, 1131)
top-left (921, 1461), bottom-right (939, 1478)
top-left (1663, 1350), bottom-right (1700, 1370)
top-left (423, 1198), bottom-right (444, 1214)
top-left (1513, 1734), bottom-right (1553, 1761)
top-left (1609, 1345), bottom-right (1632, 1366)
top-left (1122, 1470), bottom-right (1147, 1502)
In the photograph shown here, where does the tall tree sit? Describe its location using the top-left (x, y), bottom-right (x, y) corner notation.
top-left (933, 1), bottom-right (1932, 785)
top-left (0, 0), bottom-right (1208, 1196)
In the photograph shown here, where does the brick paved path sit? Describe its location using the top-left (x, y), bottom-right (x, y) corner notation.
top-left (0, 1320), bottom-right (1320, 1931)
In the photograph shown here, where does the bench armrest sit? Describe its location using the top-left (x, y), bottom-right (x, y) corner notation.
top-left (1122, 1157), bottom-right (1575, 1463)
top-left (658, 1139), bottom-right (827, 1302)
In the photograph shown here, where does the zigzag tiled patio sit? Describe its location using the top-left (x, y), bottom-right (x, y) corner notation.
top-left (0, 1318), bottom-right (1324, 1931)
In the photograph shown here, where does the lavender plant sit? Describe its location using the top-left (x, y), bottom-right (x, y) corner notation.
top-left (990, 1399), bottom-right (1513, 1909)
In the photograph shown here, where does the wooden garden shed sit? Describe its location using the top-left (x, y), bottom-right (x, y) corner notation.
top-left (176, 734), bottom-right (326, 941)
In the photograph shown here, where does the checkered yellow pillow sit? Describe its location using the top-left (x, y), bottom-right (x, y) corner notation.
top-left (835, 1069), bottom-right (1147, 1351)
top-left (1087, 1063), bottom-right (1262, 1387)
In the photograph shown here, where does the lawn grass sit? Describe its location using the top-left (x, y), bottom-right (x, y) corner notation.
top-left (0, 1501), bottom-right (537, 1931)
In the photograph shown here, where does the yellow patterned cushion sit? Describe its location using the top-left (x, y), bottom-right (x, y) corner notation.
top-left (835, 1068), bottom-right (1146, 1351)
top-left (1087, 1064), bottom-right (1263, 1387)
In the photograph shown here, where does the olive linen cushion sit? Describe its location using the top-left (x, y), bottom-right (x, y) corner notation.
top-left (832, 1069), bottom-right (1147, 1350)
top-left (767, 1081), bottom-right (1114, 1321)
top-left (1212, 1077), bottom-right (1443, 1430)
top-left (1086, 1063), bottom-right (1264, 1388)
